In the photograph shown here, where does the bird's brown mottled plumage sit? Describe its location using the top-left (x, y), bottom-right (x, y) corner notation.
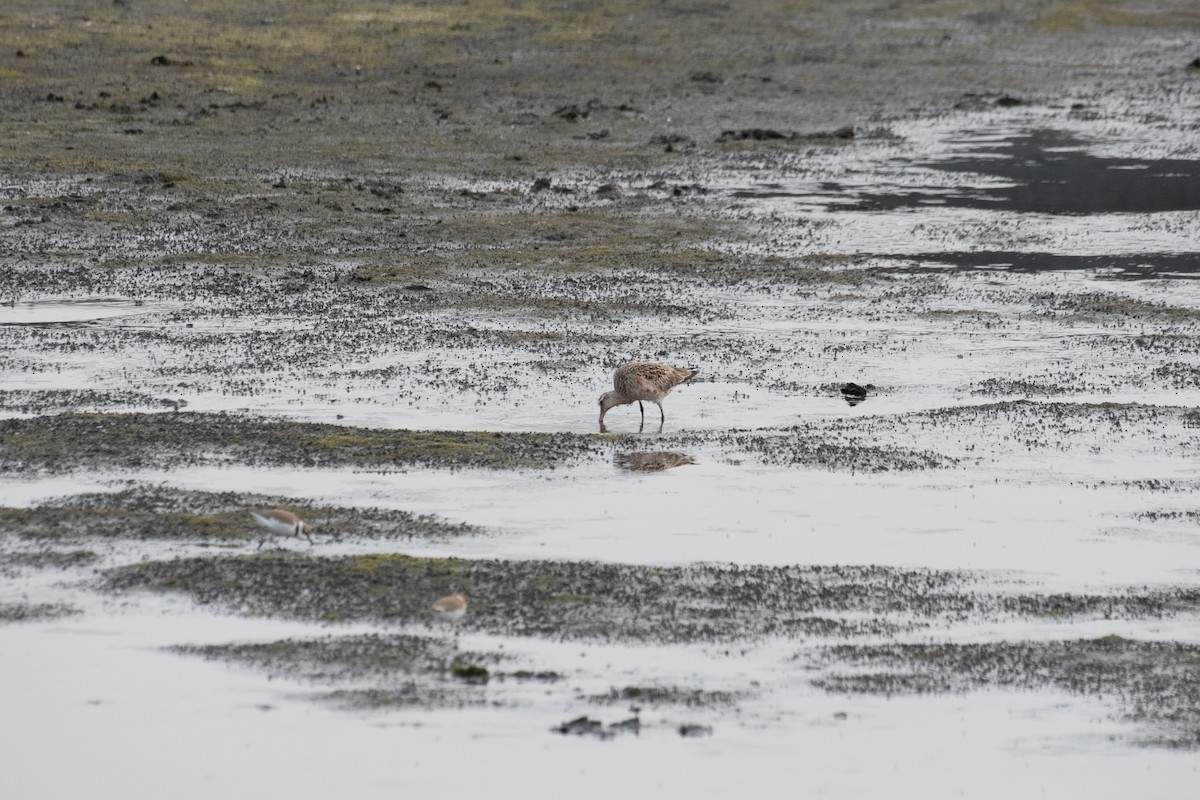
top-left (432, 591), bottom-right (468, 622)
top-left (599, 362), bottom-right (699, 427)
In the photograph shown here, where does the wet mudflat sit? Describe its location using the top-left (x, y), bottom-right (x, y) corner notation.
top-left (4, 1), bottom-right (1200, 798)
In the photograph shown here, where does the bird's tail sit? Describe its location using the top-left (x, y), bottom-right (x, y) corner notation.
top-left (683, 367), bottom-right (700, 382)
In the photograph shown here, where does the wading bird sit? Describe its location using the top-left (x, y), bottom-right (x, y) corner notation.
top-left (432, 592), bottom-right (468, 623)
top-left (250, 508), bottom-right (313, 548)
top-left (599, 362), bottom-right (699, 430)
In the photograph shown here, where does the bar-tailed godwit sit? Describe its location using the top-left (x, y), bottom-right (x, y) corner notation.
top-left (250, 508), bottom-right (313, 547)
top-left (599, 362), bottom-right (699, 428)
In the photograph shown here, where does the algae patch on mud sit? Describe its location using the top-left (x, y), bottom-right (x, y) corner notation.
top-left (0, 601), bottom-right (80, 623)
top-left (0, 412), bottom-right (600, 472)
top-left (104, 550), bottom-right (1200, 647)
top-left (589, 685), bottom-right (744, 708)
top-left (172, 632), bottom-right (503, 709)
top-left (0, 486), bottom-right (476, 544)
top-left (105, 552), bottom-right (970, 642)
top-left (813, 637), bottom-right (1200, 749)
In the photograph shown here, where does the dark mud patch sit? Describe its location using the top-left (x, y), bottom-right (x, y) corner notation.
top-left (314, 685), bottom-right (488, 711)
top-left (1029, 292), bottom-right (1200, 324)
top-left (969, 377), bottom-right (1075, 397)
top-left (105, 550), bottom-right (1200, 643)
top-left (106, 552), bottom-right (964, 643)
top-left (999, 588), bottom-right (1200, 619)
top-left (173, 632), bottom-right (501, 709)
top-left (666, 401), bottom-right (1197, 472)
top-left (0, 486), bottom-right (475, 545)
top-left (0, 389), bottom-right (172, 415)
top-left (716, 429), bottom-right (951, 472)
top-left (0, 601), bottom-right (80, 623)
top-left (854, 401), bottom-right (1200, 463)
top-left (877, 252), bottom-right (1200, 280)
top-left (172, 633), bottom-right (493, 682)
top-left (851, 129), bottom-right (1200, 215)
top-left (589, 685), bottom-right (744, 708)
top-left (172, 633), bottom-right (574, 709)
top-left (0, 412), bottom-right (600, 473)
top-left (5, 549), bottom-right (100, 569)
top-left (554, 714), bottom-right (646, 740)
top-left (0, 411), bottom-right (965, 478)
top-left (812, 636), bottom-right (1200, 749)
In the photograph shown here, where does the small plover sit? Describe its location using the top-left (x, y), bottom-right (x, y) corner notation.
top-left (599, 362), bottom-right (699, 429)
top-left (249, 508), bottom-right (313, 548)
top-left (432, 591), bottom-right (468, 623)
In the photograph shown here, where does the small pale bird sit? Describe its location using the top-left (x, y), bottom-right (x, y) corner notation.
top-left (250, 509), bottom-right (313, 548)
top-left (432, 591), bottom-right (468, 623)
top-left (599, 362), bottom-right (699, 428)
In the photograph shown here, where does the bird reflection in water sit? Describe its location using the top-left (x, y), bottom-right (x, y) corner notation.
top-left (614, 451), bottom-right (697, 472)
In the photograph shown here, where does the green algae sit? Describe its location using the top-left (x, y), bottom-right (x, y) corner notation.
top-left (0, 486), bottom-right (476, 543)
top-left (104, 550), bottom-right (967, 641)
top-left (0, 601), bottom-right (80, 623)
top-left (812, 637), bottom-right (1200, 749)
top-left (0, 412), bottom-right (600, 473)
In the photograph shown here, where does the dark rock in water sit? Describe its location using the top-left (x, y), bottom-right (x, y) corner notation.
top-left (796, 125), bottom-right (855, 141)
top-left (450, 663), bottom-right (489, 683)
top-left (678, 723), bottom-right (713, 738)
top-left (840, 382), bottom-right (875, 407)
top-left (555, 716), bottom-right (609, 738)
top-left (650, 133), bottom-right (694, 152)
top-left (718, 128), bottom-right (788, 142)
top-left (403, 284), bottom-right (432, 292)
top-left (608, 716), bottom-right (641, 734)
top-left (554, 715), bottom-right (642, 738)
top-left (840, 382), bottom-right (875, 398)
top-left (530, 177), bottom-right (552, 192)
top-left (1187, 57), bottom-right (1200, 70)
top-left (719, 126), bottom-right (853, 143)
top-left (995, 94), bottom-right (1024, 107)
top-left (150, 54), bottom-right (193, 67)
top-left (595, 182), bottom-right (622, 197)
top-left (553, 99), bottom-right (603, 121)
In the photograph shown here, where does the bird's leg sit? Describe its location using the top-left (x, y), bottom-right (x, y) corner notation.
top-left (638, 401), bottom-right (645, 422)
top-left (658, 402), bottom-right (665, 424)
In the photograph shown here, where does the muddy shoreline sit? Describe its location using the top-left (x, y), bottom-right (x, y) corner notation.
top-left (3, 2), bottom-right (1200, 794)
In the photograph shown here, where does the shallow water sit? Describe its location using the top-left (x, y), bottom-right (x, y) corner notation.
top-left (4, 609), bottom-right (1200, 800)
top-left (4, 107), bottom-right (1200, 798)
